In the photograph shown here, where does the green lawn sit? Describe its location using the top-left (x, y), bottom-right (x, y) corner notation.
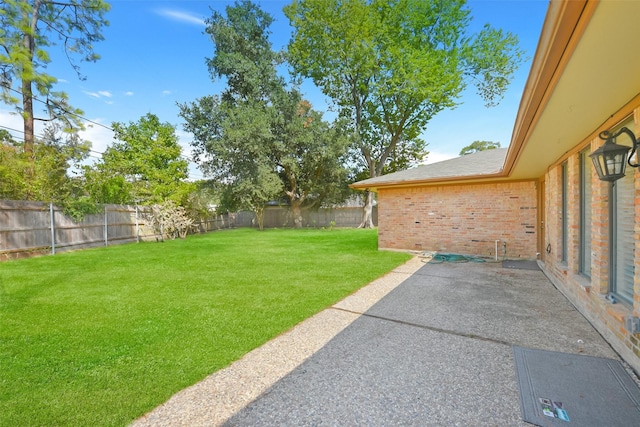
top-left (0, 228), bottom-right (411, 427)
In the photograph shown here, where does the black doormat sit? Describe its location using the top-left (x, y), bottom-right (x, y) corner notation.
top-left (513, 346), bottom-right (640, 426)
top-left (502, 260), bottom-right (540, 270)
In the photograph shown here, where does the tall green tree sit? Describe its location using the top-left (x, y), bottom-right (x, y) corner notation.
top-left (86, 113), bottom-right (191, 205)
top-left (285, 0), bottom-right (524, 227)
top-left (205, 0), bottom-right (282, 104)
top-left (180, 93), bottom-right (350, 228)
top-left (272, 96), bottom-right (350, 227)
top-left (180, 0), bottom-right (350, 228)
top-left (0, 0), bottom-right (110, 162)
top-left (181, 95), bottom-right (283, 229)
top-left (459, 140), bottom-right (501, 155)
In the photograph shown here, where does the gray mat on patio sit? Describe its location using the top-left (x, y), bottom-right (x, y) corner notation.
top-left (513, 346), bottom-right (640, 426)
top-left (503, 260), bottom-right (540, 270)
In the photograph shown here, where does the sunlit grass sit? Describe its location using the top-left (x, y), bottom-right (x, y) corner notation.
top-left (0, 228), bottom-right (411, 426)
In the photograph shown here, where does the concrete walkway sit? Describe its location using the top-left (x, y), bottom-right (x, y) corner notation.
top-left (132, 257), bottom-right (623, 426)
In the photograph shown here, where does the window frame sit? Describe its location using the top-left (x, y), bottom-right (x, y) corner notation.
top-left (561, 162), bottom-right (568, 264)
top-left (579, 149), bottom-right (592, 278)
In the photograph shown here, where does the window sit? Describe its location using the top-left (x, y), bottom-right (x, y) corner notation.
top-left (611, 157), bottom-right (635, 305)
top-left (561, 162), bottom-right (568, 263)
top-left (579, 149), bottom-right (592, 277)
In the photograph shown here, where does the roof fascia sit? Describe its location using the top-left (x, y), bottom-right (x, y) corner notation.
top-left (351, 176), bottom-right (539, 192)
top-left (503, 0), bottom-right (597, 175)
top-left (350, 171), bottom-right (506, 191)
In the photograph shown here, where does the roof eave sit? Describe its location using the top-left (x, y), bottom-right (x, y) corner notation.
top-left (349, 170), bottom-right (508, 191)
top-left (503, 0), bottom-right (595, 177)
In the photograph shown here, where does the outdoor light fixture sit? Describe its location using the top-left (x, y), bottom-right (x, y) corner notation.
top-left (590, 127), bottom-right (639, 182)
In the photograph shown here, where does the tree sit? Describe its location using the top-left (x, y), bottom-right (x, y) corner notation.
top-left (0, 122), bottom-right (91, 210)
top-left (181, 95), bottom-right (284, 229)
top-left (183, 181), bottom-right (218, 226)
top-left (218, 162), bottom-right (282, 231)
top-left (85, 113), bottom-right (191, 205)
top-left (285, 0), bottom-right (524, 227)
top-left (0, 130), bottom-right (24, 198)
top-left (0, 0), bottom-right (110, 163)
top-left (82, 164), bottom-right (133, 205)
top-left (205, 0), bottom-right (282, 104)
top-left (180, 93), bottom-right (350, 228)
top-left (273, 95), bottom-right (350, 227)
top-left (180, 1), bottom-right (350, 228)
top-left (459, 140), bottom-right (501, 155)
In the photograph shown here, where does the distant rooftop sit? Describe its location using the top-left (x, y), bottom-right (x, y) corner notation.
top-left (351, 148), bottom-right (508, 189)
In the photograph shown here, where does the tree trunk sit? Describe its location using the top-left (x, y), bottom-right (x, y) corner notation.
top-left (358, 190), bottom-right (375, 228)
top-left (22, 4), bottom-right (38, 161)
top-left (22, 78), bottom-right (35, 199)
top-left (22, 5), bottom-right (38, 198)
top-left (291, 200), bottom-right (303, 228)
top-left (22, 80), bottom-right (35, 159)
top-left (255, 207), bottom-right (265, 230)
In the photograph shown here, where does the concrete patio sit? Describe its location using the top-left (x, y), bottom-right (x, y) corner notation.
top-left (132, 256), bottom-right (631, 426)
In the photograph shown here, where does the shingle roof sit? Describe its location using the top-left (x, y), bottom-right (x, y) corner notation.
top-left (352, 147), bottom-right (508, 189)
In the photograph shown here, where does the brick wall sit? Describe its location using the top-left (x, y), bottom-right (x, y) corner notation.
top-left (377, 181), bottom-right (538, 259)
top-left (373, 110), bottom-right (640, 372)
top-left (541, 112), bottom-right (640, 373)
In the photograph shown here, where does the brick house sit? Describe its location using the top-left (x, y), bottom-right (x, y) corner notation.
top-left (352, 0), bottom-right (640, 372)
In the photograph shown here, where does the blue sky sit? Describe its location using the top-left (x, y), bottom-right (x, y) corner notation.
top-left (0, 0), bottom-right (549, 180)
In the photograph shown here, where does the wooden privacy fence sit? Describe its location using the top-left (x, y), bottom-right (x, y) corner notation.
top-left (0, 200), bottom-right (375, 260)
top-left (261, 205), bottom-right (376, 229)
top-left (0, 200), bottom-right (237, 260)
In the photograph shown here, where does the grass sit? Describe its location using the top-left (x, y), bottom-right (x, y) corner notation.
top-left (0, 228), bottom-right (411, 427)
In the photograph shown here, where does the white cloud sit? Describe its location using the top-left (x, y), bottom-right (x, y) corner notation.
top-left (175, 128), bottom-right (194, 155)
top-left (162, 90), bottom-right (172, 96)
top-left (83, 90), bottom-right (113, 100)
top-left (124, 91), bottom-right (134, 96)
top-left (0, 109), bottom-right (23, 133)
top-left (83, 91), bottom-right (101, 98)
top-left (156, 8), bottom-right (206, 26)
top-left (0, 108), bottom-right (58, 140)
top-left (175, 128), bottom-right (206, 181)
top-left (78, 120), bottom-right (115, 158)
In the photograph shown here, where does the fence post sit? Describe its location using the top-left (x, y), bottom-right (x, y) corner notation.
top-left (135, 204), bottom-right (140, 243)
top-left (50, 203), bottom-right (56, 255)
top-left (104, 205), bottom-right (108, 247)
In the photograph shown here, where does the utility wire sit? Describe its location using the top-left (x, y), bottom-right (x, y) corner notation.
top-left (1, 90), bottom-right (206, 180)
top-left (0, 123), bottom-right (109, 158)
top-left (1, 122), bottom-right (207, 181)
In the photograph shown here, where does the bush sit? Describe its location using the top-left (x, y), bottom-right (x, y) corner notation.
top-left (149, 201), bottom-right (194, 240)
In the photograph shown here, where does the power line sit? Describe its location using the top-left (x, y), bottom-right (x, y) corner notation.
top-left (4, 86), bottom-right (113, 131)
top-left (0, 91), bottom-right (207, 180)
top-left (3, 87), bottom-right (201, 159)
top-left (1, 120), bottom-right (207, 181)
top-left (0, 123), bottom-right (106, 157)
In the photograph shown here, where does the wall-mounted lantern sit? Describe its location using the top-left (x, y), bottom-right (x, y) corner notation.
top-left (589, 127), bottom-right (639, 182)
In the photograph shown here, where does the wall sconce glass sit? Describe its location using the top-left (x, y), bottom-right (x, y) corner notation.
top-left (589, 127), bottom-right (639, 182)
